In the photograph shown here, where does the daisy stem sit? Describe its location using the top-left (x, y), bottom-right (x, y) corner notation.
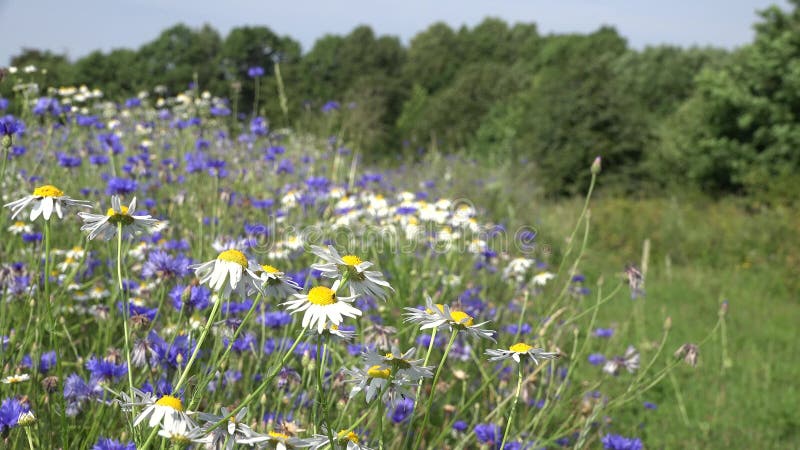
top-left (173, 295), bottom-right (222, 393)
top-left (24, 426), bottom-right (35, 450)
top-left (1, 146), bottom-right (8, 183)
top-left (317, 336), bottom-right (337, 448)
top-left (499, 364), bottom-right (524, 450)
top-left (412, 331), bottom-right (458, 450)
top-left (404, 326), bottom-right (437, 444)
top-left (117, 222), bottom-right (136, 436)
top-left (43, 218), bottom-right (51, 310)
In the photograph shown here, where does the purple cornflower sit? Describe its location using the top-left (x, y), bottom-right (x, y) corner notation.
top-left (594, 328), bottom-right (614, 338)
top-left (0, 115), bottom-right (22, 137)
top-left (105, 177), bottom-right (137, 195)
top-left (170, 285), bottom-right (211, 312)
top-left (85, 357), bottom-right (127, 382)
top-left (388, 397), bottom-right (414, 423)
top-left (0, 397), bottom-right (29, 433)
top-left (453, 420), bottom-right (468, 432)
top-left (474, 423), bottom-right (503, 448)
top-left (39, 351), bottom-right (57, 373)
top-left (602, 433), bottom-right (643, 450)
top-left (92, 437), bottom-right (136, 450)
top-left (141, 250), bottom-right (190, 279)
top-left (321, 100), bottom-right (340, 113)
top-left (588, 353), bottom-right (606, 366)
top-left (248, 66), bottom-right (265, 78)
top-left (63, 373), bottom-right (103, 416)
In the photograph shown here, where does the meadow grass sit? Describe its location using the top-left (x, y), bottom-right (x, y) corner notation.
top-left (0, 87), bottom-right (796, 450)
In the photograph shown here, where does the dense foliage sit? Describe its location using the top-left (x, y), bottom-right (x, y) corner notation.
top-left (3, 2), bottom-right (799, 197)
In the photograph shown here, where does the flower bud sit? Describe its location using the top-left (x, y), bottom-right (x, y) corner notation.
top-left (590, 156), bottom-right (602, 175)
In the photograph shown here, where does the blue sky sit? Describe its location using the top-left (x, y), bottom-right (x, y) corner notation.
top-left (0, 0), bottom-right (791, 65)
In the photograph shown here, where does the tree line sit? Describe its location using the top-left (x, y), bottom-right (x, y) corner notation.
top-left (4, 1), bottom-right (799, 198)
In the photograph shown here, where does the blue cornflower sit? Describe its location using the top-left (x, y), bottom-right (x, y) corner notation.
top-left (388, 398), bottom-right (414, 424)
top-left (118, 301), bottom-right (158, 321)
top-left (0, 115), bottom-right (22, 137)
top-left (85, 357), bottom-right (127, 382)
top-left (602, 433), bottom-right (643, 450)
top-left (0, 98), bottom-right (8, 111)
top-left (32, 97), bottom-right (62, 116)
top-left (453, 420), bottom-right (468, 432)
top-left (39, 351), bottom-right (57, 374)
top-left (588, 353), bottom-right (606, 366)
top-left (276, 158), bottom-right (293, 174)
top-left (248, 66), bottom-right (265, 78)
top-left (0, 397), bottom-right (29, 432)
top-left (474, 423), bottom-right (503, 447)
top-left (503, 323), bottom-right (532, 335)
top-left (643, 401), bottom-right (658, 410)
top-left (89, 154), bottom-right (109, 165)
top-left (170, 284), bottom-right (211, 312)
top-left (124, 97), bottom-right (141, 108)
top-left (92, 437), bottom-right (136, 450)
top-left (21, 232), bottom-right (42, 243)
top-left (141, 250), bottom-right (191, 279)
top-left (98, 133), bottom-right (124, 154)
top-left (257, 310), bottom-right (291, 328)
top-left (321, 100), bottom-right (340, 113)
top-left (105, 177), bottom-right (137, 195)
top-left (56, 153), bottom-right (82, 168)
top-left (250, 117), bottom-right (268, 136)
top-left (594, 328), bottom-right (614, 338)
top-left (63, 373), bottom-right (103, 416)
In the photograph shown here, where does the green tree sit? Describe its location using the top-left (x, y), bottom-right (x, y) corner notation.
top-left (664, 1), bottom-right (800, 195)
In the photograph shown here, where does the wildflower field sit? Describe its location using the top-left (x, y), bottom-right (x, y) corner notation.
top-left (0, 80), bottom-right (798, 450)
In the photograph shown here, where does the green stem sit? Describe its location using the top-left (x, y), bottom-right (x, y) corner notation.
top-left (404, 327), bottom-right (437, 444)
top-left (117, 223), bottom-right (136, 439)
top-left (173, 297), bottom-right (222, 393)
top-left (499, 364), bottom-right (524, 450)
top-left (413, 331), bottom-right (458, 450)
top-left (317, 337), bottom-right (336, 449)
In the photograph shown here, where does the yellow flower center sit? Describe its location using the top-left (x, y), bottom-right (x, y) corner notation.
top-left (106, 205), bottom-right (135, 225)
top-left (155, 395), bottom-right (183, 412)
top-left (330, 324), bottom-right (339, 331)
top-left (217, 249), bottom-right (248, 267)
top-left (337, 430), bottom-right (359, 443)
top-left (308, 286), bottom-right (336, 306)
top-left (510, 343), bottom-right (533, 353)
top-left (32, 185), bottom-right (64, 198)
top-left (13, 221), bottom-right (25, 228)
top-left (450, 310), bottom-right (474, 327)
top-left (261, 264), bottom-right (280, 274)
top-left (269, 431), bottom-right (289, 440)
top-left (367, 365), bottom-right (392, 379)
top-left (341, 255), bottom-right (362, 266)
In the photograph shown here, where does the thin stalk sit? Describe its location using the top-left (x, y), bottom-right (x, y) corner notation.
top-left (317, 337), bottom-right (336, 448)
top-left (173, 297), bottom-right (222, 393)
top-left (499, 364), bottom-right (524, 450)
top-left (412, 331), bottom-right (458, 450)
top-left (117, 222), bottom-right (136, 439)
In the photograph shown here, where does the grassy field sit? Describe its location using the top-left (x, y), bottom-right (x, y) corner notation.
top-left (0, 90), bottom-right (797, 449)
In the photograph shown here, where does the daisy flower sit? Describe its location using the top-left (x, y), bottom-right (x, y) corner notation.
top-left (308, 322), bottom-right (357, 342)
top-left (310, 245), bottom-right (393, 301)
top-left (7, 221), bottom-right (32, 235)
top-left (603, 346), bottom-right (640, 375)
top-left (4, 184), bottom-right (91, 221)
top-left (240, 430), bottom-right (317, 449)
top-left (254, 263), bottom-right (301, 300)
top-left (403, 296), bottom-right (496, 342)
top-left (120, 388), bottom-right (195, 431)
top-left (363, 347), bottom-right (433, 382)
top-left (309, 429), bottom-right (373, 450)
top-left (157, 418), bottom-right (202, 446)
top-left (282, 280), bottom-right (361, 333)
top-left (192, 249), bottom-right (261, 299)
top-left (1, 373), bottom-right (30, 384)
top-left (485, 342), bottom-right (560, 364)
top-left (77, 196), bottom-right (158, 240)
top-left (193, 407), bottom-right (263, 450)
